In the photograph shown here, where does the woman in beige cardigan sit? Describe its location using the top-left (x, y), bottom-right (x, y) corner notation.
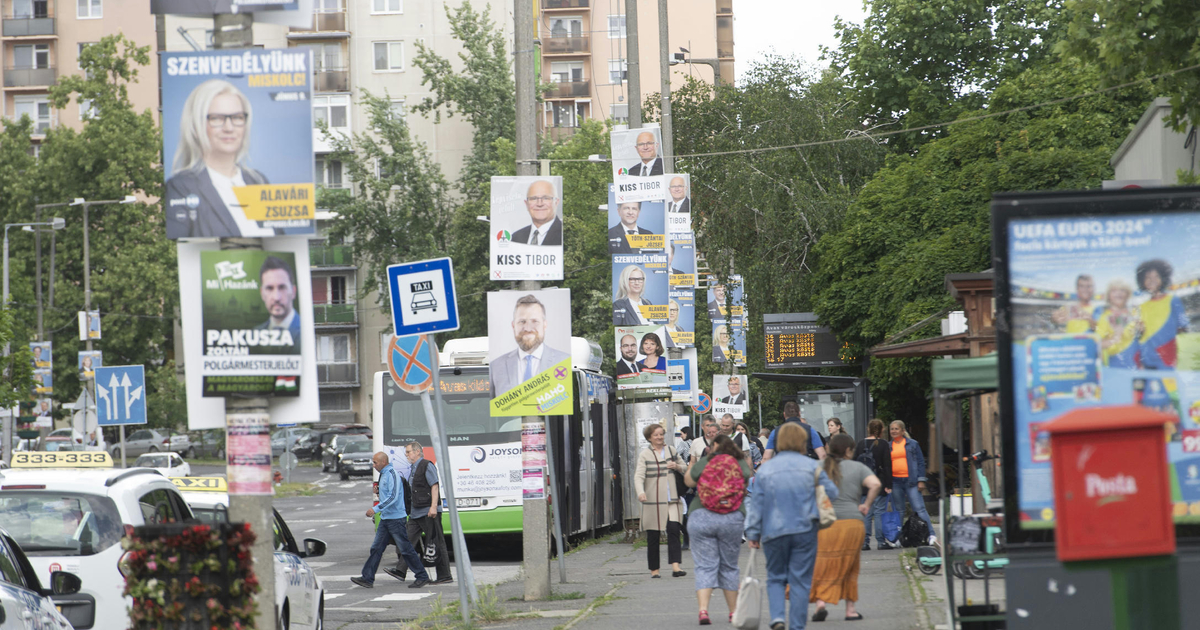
top-left (635, 423), bottom-right (688, 578)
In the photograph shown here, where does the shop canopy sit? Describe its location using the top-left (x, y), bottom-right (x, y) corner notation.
top-left (930, 352), bottom-right (997, 391)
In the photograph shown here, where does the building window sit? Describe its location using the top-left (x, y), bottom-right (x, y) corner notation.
top-left (13, 44), bottom-right (50, 69)
top-left (76, 0), bottom-right (101, 19)
top-left (13, 0), bottom-right (49, 18)
top-left (611, 103), bottom-right (629, 124)
top-left (319, 391), bottom-right (352, 412)
top-left (313, 94), bottom-right (349, 130)
top-left (299, 43), bottom-right (342, 72)
top-left (330, 275), bottom-right (348, 304)
top-left (550, 61), bottom-right (583, 84)
top-left (316, 0), bottom-right (342, 11)
top-left (318, 333), bottom-right (351, 363)
top-left (548, 16), bottom-right (582, 38)
top-left (78, 42), bottom-right (96, 71)
top-left (552, 102), bottom-right (584, 127)
top-left (608, 59), bottom-right (628, 83)
top-left (373, 41), bottom-right (404, 72)
top-left (388, 99), bottom-right (406, 121)
top-left (315, 157), bottom-right (343, 188)
top-left (607, 15), bottom-right (625, 38)
top-left (380, 331), bottom-right (394, 364)
top-left (14, 97), bottom-right (51, 133)
top-left (372, 0), bottom-right (401, 13)
top-left (79, 98), bottom-right (96, 120)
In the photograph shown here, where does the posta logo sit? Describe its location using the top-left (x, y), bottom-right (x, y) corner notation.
top-left (1085, 473), bottom-right (1138, 504)
top-left (471, 447), bottom-right (486, 463)
top-left (495, 229), bottom-right (511, 242)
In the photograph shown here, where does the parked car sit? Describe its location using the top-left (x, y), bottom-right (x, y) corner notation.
top-left (112, 428), bottom-right (171, 460)
top-left (271, 427), bottom-right (313, 457)
top-left (337, 424), bottom-right (372, 437)
top-left (133, 452), bottom-right (191, 478)
top-left (167, 432), bottom-right (194, 459)
top-left (336, 440), bottom-right (374, 480)
top-left (321, 434), bottom-right (369, 472)
top-left (0, 526), bottom-right (80, 630)
top-left (186, 429), bottom-right (226, 460)
top-left (42, 437), bottom-right (78, 452)
top-left (291, 432), bottom-right (322, 461)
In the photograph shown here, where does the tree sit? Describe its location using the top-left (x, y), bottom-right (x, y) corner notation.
top-left (0, 306), bottom-right (35, 412)
top-left (812, 59), bottom-right (1151, 421)
top-left (826, 0), bottom-right (1064, 152)
top-left (1056, 0), bottom-right (1200, 133)
top-left (320, 92), bottom-right (452, 308)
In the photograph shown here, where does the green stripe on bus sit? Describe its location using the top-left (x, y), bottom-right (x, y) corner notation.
top-left (440, 506), bottom-right (524, 534)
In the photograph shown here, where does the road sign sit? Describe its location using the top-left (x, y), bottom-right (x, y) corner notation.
top-left (387, 257), bottom-right (460, 337)
top-left (95, 365), bottom-right (147, 426)
top-left (692, 392), bottom-right (712, 415)
top-left (387, 334), bottom-right (439, 395)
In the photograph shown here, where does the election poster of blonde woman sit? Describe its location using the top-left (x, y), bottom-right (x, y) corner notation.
top-left (162, 49), bottom-right (315, 239)
top-left (612, 254), bottom-right (669, 326)
top-left (489, 176), bottom-right (564, 281)
top-left (488, 289), bottom-right (573, 417)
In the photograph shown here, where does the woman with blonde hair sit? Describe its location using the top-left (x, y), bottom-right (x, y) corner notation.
top-left (888, 420), bottom-right (935, 545)
top-left (713, 325), bottom-right (730, 363)
top-left (165, 79), bottom-right (272, 238)
top-left (634, 423), bottom-right (687, 579)
top-left (614, 264), bottom-right (654, 326)
top-left (809, 434), bottom-right (882, 621)
top-left (1095, 278), bottom-right (1140, 368)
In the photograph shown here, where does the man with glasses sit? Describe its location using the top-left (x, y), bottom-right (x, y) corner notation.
top-left (616, 334), bottom-right (642, 379)
top-left (626, 131), bottom-right (664, 176)
top-left (510, 179), bottom-right (562, 246)
top-left (608, 201), bottom-right (656, 254)
top-left (667, 176), bottom-right (690, 213)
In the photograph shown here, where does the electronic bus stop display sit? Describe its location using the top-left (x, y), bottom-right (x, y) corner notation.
top-left (764, 314), bottom-right (846, 368)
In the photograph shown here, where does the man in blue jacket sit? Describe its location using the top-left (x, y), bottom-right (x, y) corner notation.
top-left (352, 452), bottom-right (430, 588)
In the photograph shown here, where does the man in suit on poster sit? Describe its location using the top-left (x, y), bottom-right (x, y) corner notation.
top-left (509, 179), bottom-right (563, 246)
top-left (720, 376), bottom-right (747, 406)
top-left (491, 295), bottom-right (570, 396)
top-left (667, 176), bottom-right (690, 213)
top-left (616, 334), bottom-right (642, 378)
top-left (626, 132), bottom-right (664, 176)
top-left (607, 201), bottom-right (655, 254)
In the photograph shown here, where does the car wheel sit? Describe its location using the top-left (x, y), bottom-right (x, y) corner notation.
top-left (186, 447), bottom-right (196, 459)
top-left (316, 594), bottom-right (324, 630)
top-left (148, 445), bottom-right (158, 453)
top-left (340, 471), bottom-right (349, 481)
top-left (278, 602), bottom-right (289, 630)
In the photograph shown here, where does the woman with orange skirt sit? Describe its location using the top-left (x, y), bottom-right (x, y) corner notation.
top-left (809, 434), bottom-right (882, 622)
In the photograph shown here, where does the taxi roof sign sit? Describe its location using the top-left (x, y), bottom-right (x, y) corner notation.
top-left (171, 476), bottom-right (228, 492)
top-left (10, 451), bottom-right (113, 468)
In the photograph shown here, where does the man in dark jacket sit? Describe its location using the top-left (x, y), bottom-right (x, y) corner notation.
top-left (390, 441), bottom-right (453, 583)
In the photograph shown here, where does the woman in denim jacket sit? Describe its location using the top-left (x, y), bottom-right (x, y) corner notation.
top-left (887, 420), bottom-right (935, 544)
top-left (746, 423), bottom-right (839, 630)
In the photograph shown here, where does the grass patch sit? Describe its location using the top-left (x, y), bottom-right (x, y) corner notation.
top-left (567, 532), bottom-right (619, 555)
top-left (631, 536), bottom-right (647, 550)
top-left (275, 482), bottom-right (322, 498)
top-left (547, 591), bottom-right (586, 601)
top-left (407, 585), bottom-right (526, 630)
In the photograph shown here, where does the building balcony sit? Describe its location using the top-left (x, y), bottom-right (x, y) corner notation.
top-left (3, 13), bottom-right (54, 37)
top-left (313, 302), bottom-right (357, 326)
top-left (317, 362), bottom-right (359, 387)
top-left (716, 0), bottom-right (732, 15)
top-left (542, 0), bottom-right (588, 9)
top-left (288, 10), bottom-right (349, 37)
top-left (310, 242), bottom-right (354, 267)
top-left (314, 68), bottom-right (348, 92)
top-left (4, 65), bottom-right (54, 87)
top-left (717, 43), bottom-right (734, 59)
top-left (546, 79), bottom-right (589, 99)
top-left (543, 35), bottom-right (589, 55)
top-left (547, 126), bottom-right (579, 142)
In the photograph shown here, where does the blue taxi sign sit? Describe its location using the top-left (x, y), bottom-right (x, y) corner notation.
top-left (387, 258), bottom-right (460, 337)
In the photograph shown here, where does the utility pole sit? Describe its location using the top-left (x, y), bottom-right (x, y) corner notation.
top-left (213, 14), bottom-right (276, 630)
top-left (625, 0), bottom-right (641, 128)
top-left (657, 0), bottom-right (673, 171)
top-left (515, 0), bottom-right (551, 602)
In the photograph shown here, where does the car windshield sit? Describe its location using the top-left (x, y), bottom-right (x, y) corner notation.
top-left (135, 455), bottom-right (170, 468)
top-left (44, 441), bottom-right (72, 452)
top-left (0, 491), bottom-right (123, 557)
top-left (344, 442), bottom-right (371, 454)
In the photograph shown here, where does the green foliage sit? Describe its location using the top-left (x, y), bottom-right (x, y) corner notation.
top-left (813, 59), bottom-right (1151, 420)
top-left (827, 0), bottom-right (1064, 152)
top-left (320, 91), bottom-right (452, 310)
top-left (1056, 0), bottom-right (1200, 132)
top-left (0, 307), bottom-right (35, 410)
top-left (146, 361), bottom-right (185, 430)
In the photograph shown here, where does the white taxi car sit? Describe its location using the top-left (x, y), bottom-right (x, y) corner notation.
top-left (132, 452), bottom-right (191, 478)
top-left (0, 451), bottom-right (194, 630)
top-left (0, 525), bottom-right (80, 630)
top-left (173, 477), bottom-right (327, 630)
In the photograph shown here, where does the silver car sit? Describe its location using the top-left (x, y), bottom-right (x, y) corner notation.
top-left (111, 428), bottom-right (170, 460)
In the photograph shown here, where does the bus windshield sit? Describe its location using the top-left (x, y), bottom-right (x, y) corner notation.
top-left (382, 371), bottom-right (521, 445)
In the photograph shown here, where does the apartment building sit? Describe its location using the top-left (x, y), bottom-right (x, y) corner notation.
top-left (1, 0), bottom-right (158, 139)
top-left (540, 0), bottom-right (733, 140)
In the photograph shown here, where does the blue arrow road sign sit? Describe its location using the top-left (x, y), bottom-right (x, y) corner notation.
top-left (387, 257), bottom-right (460, 337)
top-left (95, 365), bottom-right (147, 426)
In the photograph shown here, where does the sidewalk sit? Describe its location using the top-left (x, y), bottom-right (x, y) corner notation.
top-left (337, 532), bottom-right (938, 630)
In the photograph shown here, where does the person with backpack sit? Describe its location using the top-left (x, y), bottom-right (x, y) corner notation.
top-left (808, 434), bottom-right (882, 622)
top-left (888, 420), bottom-right (936, 546)
top-left (854, 419), bottom-right (896, 550)
top-left (746, 423), bottom-right (839, 630)
top-left (683, 433), bottom-right (754, 625)
top-left (635, 423), bottom-right (688, 579)
top-left (389, 441), bottom-right (453, 584)
top-left (763, 402), bottom-right (827, 462)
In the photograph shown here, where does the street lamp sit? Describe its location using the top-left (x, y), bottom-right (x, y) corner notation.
top-left (69, 196), bottom-right (138, 345)
top-left (32, 200), bottom-right (77, 340)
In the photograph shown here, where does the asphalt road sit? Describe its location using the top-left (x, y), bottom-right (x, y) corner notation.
top-left (189, 463), bottom-right (522, 627)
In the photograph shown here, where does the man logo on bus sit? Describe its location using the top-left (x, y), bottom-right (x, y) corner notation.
top-left (471, 447), bottom-right (486, 463)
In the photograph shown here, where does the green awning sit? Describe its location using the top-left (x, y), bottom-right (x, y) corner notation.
top-left (931, 353), bottom-right (998, 391)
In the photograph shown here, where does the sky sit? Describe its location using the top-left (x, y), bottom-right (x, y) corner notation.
top-left (732, 1), bottom-right (868, 83)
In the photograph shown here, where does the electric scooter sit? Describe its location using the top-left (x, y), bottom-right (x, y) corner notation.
top-left (916, 450), bottom-right (1009, 577)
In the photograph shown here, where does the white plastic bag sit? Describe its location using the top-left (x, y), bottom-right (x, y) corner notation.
top-left (731, 547), bottom-right (762, 630)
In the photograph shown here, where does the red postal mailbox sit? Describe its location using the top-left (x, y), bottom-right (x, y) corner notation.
top-left (1042, 405), bottom-right (1176, 562)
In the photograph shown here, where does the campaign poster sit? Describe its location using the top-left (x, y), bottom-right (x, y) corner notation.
top-left (78, 351), bottom-right (102, 381)
top-left (615, 325), bottom-right (670, 390)
top-left (611, 126), bottom-right (665, 179)
top-left (33, 369), bottom-right (52, 395)
top-left (612, 254), bottom-right (669, 325)
top-left (161, 49), bottom-right (315, 239)
top-left (522, 421), bottom-right (547, 500)
top-left (608, 185), bottom-right (665, 254)
top-left (998, 197), bottom-right (1200, 528)
top-left (612, 174), bottom-right (668, 204)
top-left (713, 375), bottom-right (749, 419)
top-left (670, 233), bottom-right (696, 288)
top-left (713, 319), bottom-right (747, 365)
top-left (29, 342), bottom-right (51, 370)
top-left (669, 348), bottom-right (699, 404)
top-left (199, 250), bottom-right (303, 397)
top-left (227, 411), bottom-right (273, 495)
top-left (665, 174), bottom-right (692, 234)
top-left (78, 310), bottom-right (100, 341)
top-left (706, 275), bottom-right (746, 322)
top-left (487, 289), bottom-right (573, 416)
top-left (661, 287), bottom-right (695, 348)
top-left (489, 176), bottom-right (564, 281)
